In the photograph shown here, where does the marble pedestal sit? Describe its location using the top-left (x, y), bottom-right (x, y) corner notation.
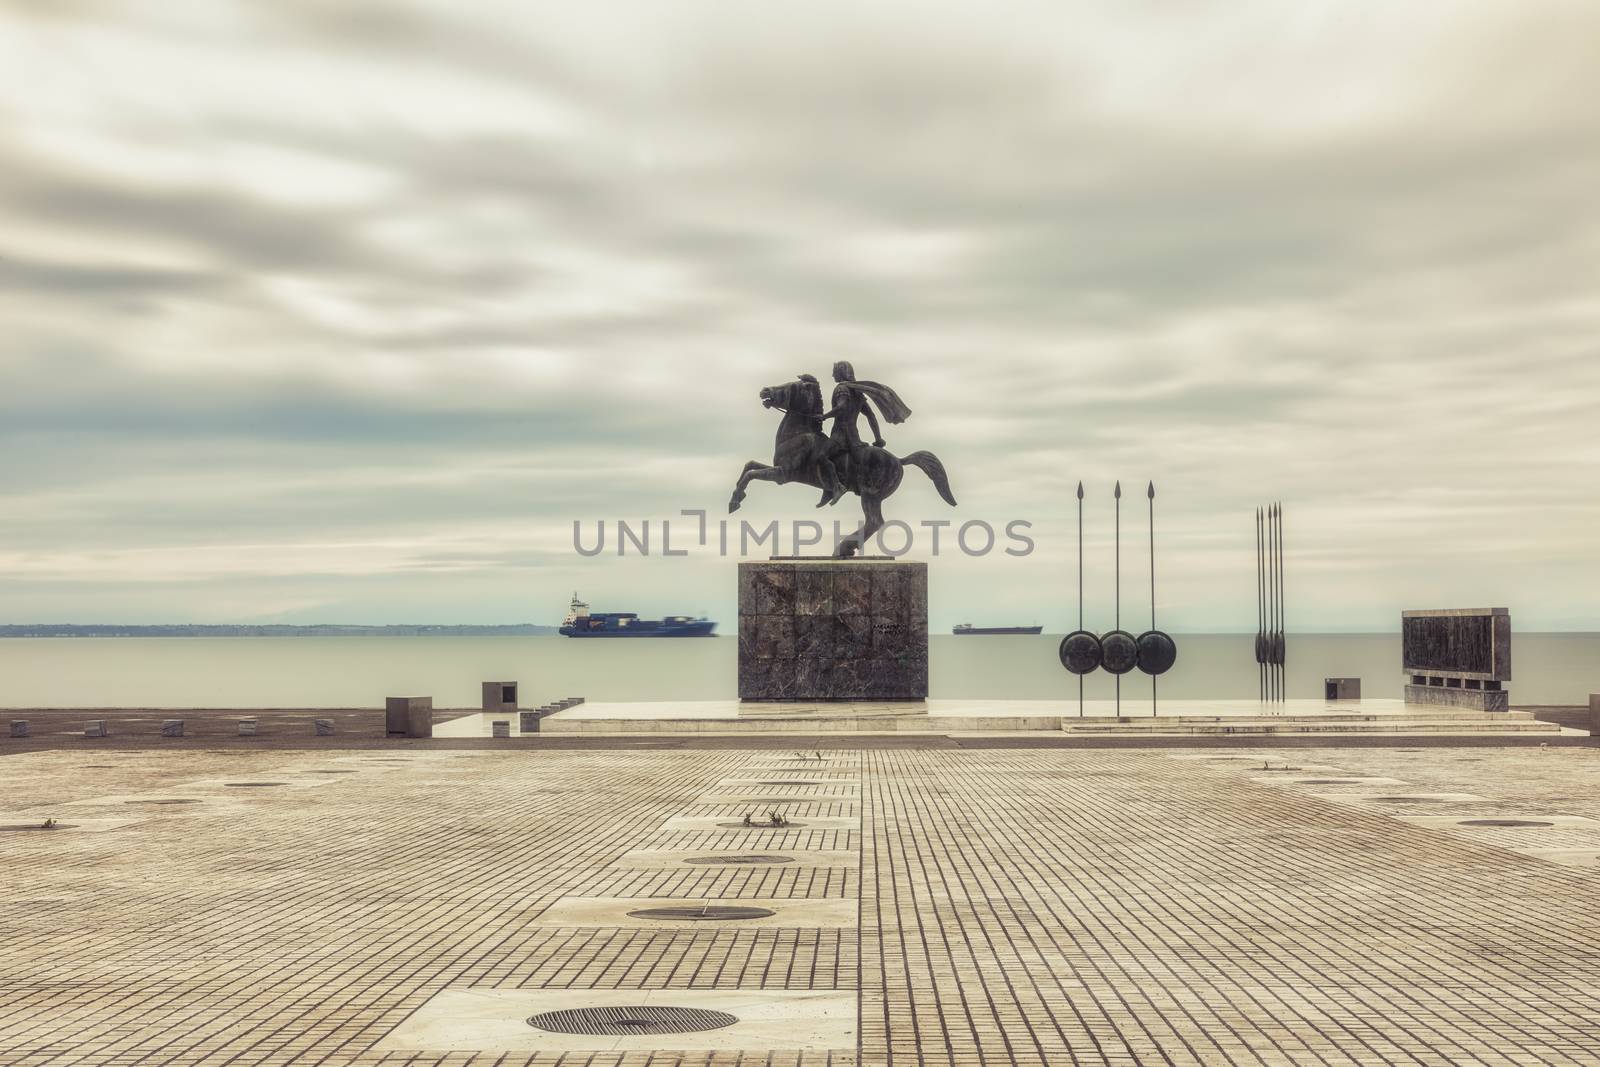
top-left (1403, 683), bottom-right (1508, 712)
top-left (738, 558), bottom-right (927, 701)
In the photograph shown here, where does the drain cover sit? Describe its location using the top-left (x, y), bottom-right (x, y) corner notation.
top-left (225, 782), bottom-right (287, 788)
top-left (1371, 797), bottom-right (1432, 803)
top-left (1460, 819), bottom-right (1552, 828)
top-left (125, 799), bottom-right (201, 806)
top-left (759, 780), bottom-right (823, 785)
top-left (308, 770), bottom-right (357, 775)
top-left (716, 819), bottom-right (807, 829)
top-left (528, 1005), bottom-right (738, 1036)
top-left (0, 823), bottom-right (76, 832)
top-left (627, 905), bottom-right (776, 921)
top-left (1299, 779), bottom-right (1361, 785)
top-left (683, 854), bottom-right (794, 865)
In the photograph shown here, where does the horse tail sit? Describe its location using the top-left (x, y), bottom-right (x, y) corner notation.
top-left (900, 450), bottom-right (957, 506)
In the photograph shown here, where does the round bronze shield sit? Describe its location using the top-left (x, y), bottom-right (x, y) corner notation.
top-left (1270, 632), bottom-right (1285, 665)
top-left (1254, 632), bottom-right (1267, 665)
top-left (1058, 630), bottom-right (1102, 675)
top-left (1135, 630), bottom-right (1177, 675)
top-left (1100, 630), bottom-right (1138, 675)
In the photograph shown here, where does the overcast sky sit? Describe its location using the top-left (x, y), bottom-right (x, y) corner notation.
top-left (1, 1), bottom-right (1596, 632)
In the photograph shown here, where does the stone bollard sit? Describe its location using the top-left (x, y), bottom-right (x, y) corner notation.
top-left (315, 718), bottom-right (335, 736)
top-left (9, 720), bottom-right (27, 739)
top-left (1590, 694), bottom-right (1599, 737)
top-left (238, 718), bottom-right (258, 737)
top-left (84, 720), bottom-right (107, 738)
top-left (519, 710), bottom-right (540, 734)
top-left (161, 719), bottom-right (184, 738)
top-left (491, 720), bottom-right (511, 739)
top-left (385, 696), bottom-right (432, 739)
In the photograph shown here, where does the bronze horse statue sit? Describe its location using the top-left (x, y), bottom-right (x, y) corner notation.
top-left (728, 375), bottom-right (956, 557)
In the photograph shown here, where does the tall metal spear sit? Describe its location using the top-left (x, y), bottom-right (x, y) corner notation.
top-left (1256, 507), bottom-right (1266, 701)
top-left (1276, 502), bottom-right (1286, 701)
top-left (1147, 481), bottom-right (1157, 717)
top-left (1077, 480), bottom-right (1084, 718)
top-left (1114, 480), bottom-right (1122, 716)
top-left (1272, 504), bottom-right (1280, 701)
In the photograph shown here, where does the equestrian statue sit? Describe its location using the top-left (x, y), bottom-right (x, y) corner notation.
top-left (728, 361), bottom-right (956, 557)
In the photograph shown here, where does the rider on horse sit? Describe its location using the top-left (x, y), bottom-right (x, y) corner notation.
top-left (817, 360), bottom-right (913, 506)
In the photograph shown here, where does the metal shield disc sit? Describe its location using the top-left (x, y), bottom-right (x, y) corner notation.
top-left (1100, 630), bottom-right (1138, 675)
top-left (1136, 630), bottom-right (1177, 676)
top-left (1058, 630), bottom-right (1102, 675)
top-left (1254, 632), bottom-right (1267, 665)
top-left (1270, 632), bottom-right (1285, 666)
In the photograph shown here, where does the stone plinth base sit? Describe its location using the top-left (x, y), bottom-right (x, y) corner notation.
top-left (1405, 684), bottom-right (1508, 712)
top-left (738, 558), bottom-right (927, 701)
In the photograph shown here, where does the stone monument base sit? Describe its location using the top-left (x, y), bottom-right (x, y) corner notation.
top-left (738, 558), bottom-right (927, 701)
top-left (1404, 683), bottom-right (1508, 712)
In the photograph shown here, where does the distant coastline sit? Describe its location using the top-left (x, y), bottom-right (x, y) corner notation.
top-left (0, 624), bottom-right (559, 638)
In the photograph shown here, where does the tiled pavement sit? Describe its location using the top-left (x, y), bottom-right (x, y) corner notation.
top-left (3, 741), bottom-right (1600, 1065)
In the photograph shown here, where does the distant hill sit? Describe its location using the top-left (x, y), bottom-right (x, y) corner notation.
top-left (0, 624), bottom-right (559, 638)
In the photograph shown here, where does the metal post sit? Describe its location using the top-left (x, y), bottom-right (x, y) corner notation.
top-left (1114, 480), bottom-right (1122, 716)
top-left (1077, 480), bottom-right (1084, 718)
top-left (1148, 482), bottom-right (1157, 717)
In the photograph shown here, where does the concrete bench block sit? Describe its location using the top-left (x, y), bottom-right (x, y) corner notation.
top-left (160, 719), bottom-right (184, 738)
top-left (519, 711), bottom-right (540, 734)
top-left (491, 720), bottom-right (511, 739)
top-left (315, 718), bottom-right (335, 736)
top-left (385, 696), bottom-right (432, 739)
top-left (237, 718), bottom-right (258, 737)
top-left (84, 720), bottom-right (107, 738)
top-left (9, 720), bottom-right (27, 739)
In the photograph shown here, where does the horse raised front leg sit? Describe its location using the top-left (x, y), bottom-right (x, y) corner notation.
top-left (729, 462), bottom-right (782, 513)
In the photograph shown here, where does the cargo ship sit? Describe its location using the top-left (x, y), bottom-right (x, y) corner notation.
top-left (559, 593), bottom-right (716, 638)
top-left (952, 623), bottom-right (1043, 636)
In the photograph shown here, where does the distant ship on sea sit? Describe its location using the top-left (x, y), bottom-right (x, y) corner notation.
top-left (952, 623), bottom-right (1043, 636)
top-left (558, 593), bottom-right (717, 638)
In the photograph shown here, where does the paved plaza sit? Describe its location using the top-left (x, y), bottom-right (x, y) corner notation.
top-left (5, 735), bottom-right (1600, 1066)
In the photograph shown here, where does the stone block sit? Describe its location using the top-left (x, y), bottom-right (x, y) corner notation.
top-left (314, 718), bottom-right (335, 736)
top-left (161, 719), bottom-right (184, 738)
top-left (8, 720), bottom-right (26, 738)
top-left (739, 558), bottom-right (927, 701)
top-left (491, 720), bottom-right (510, 739)
top-left (385, 696), bottom-right (433, 738)
top-left (1590, 694), bottom-right (1599, 738)
top-left (482, 681), bottom-right (518, 711)
top-left (237, 718), bottom-right (258, 736)
top-left (1324, 678), bottom-right (1361, 701)
top-left (520, 711), bottom-right (540, 734)
top-left (84, 720), bottom-right (107, 738)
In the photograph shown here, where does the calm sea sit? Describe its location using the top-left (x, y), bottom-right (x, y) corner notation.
top-left (0, 634), bottom-right (1593, 709)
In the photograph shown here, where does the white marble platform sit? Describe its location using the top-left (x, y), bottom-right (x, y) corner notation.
top-left (421, 698), bottom-right (1559, 737)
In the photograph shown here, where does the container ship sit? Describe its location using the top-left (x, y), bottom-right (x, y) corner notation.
top-left (559, 593), bottom-right (716, 638)
top-left (952, 623), bottom-right (1043, 636)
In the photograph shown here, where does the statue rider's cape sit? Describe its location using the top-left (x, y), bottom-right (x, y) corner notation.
top-left (836, 380), bottom-right (912, 425)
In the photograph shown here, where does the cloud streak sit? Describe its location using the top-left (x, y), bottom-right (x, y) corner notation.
top-left (1, 0), bottom-right (1597, 629)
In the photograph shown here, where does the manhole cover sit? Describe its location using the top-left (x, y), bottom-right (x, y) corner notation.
top-left (81, 765), bottom-right (117, 769)
top-left (758, 780), bottom-right (823, 785)
top-left (1371, 797), bottom-right (1433, 804)
top-left (627, 905), bottom-right (776, 921)
top-left (125, 799), bottom-right (201, 806)
top-left (0, 823), bottom-right (76, 832)
top-left (1459, 819), bottom-right (1552, 828)
top-left (683, 854), bottom-right (794, 865)
top-left (1298, 779), bottom-right (1361, 785)
top-left (225, 782), bottom-right (287, 788)
top-left (716, 820), bottom-right (807, 829)
top-left (527, 1005), bottom-right (738, 1036)
top-left (308, 770), bottom-right (357, 775)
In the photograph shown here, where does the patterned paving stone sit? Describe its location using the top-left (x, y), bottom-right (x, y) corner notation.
top-left (2, 741), bottom-right (1599, 1065)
